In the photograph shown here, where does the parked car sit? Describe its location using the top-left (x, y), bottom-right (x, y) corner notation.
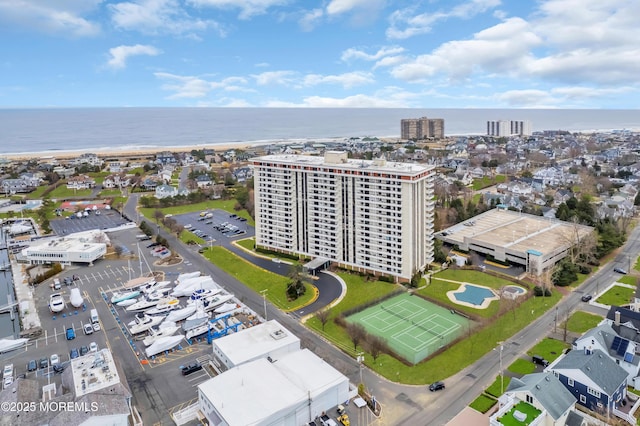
top-left (39, 358), bottom-right (49, 369)
top-left (53, 364), bottom-right (65, 374)
top-left (66, 327), bottom-right (75, 340)
top-left (89, 342), bottom-right (98, 353)
top-left (69, 348), bottom-right (79, 359)
top-left (50, 354), bottom-right (60, 366)
top-left (83, 322), bottom-right (94, 335)
top-left (532, 355), bottom-right (549, 367)
top-left (429, 381), bottom-right (445, 391)
top-left (147, 242), bottom-right (160, 248)
top-left (80, 346), bottom-right (89, 356)
top-left (581, 294), bottom-right (593, 302)
top-left (27, 360), bottom-right (37, 372)
top-left (614, 267), bottom-right (628, 274)
top-left (181, 362), bottom-right (203, 376)
top-left (53, 278), bottom-right (61, 290)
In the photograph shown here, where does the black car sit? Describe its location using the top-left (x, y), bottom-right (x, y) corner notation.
top-left (147, 242), bottom-right (160, 248)
top-left (181, 363), bottom-right (203, 376)
top-left (581, 294), bottom-right (592, 302)
top-left (80, 346), bottom-right (89, 356)
top-left (53, 364), bottom-right (65, 374)
top-left (39, 358), bottom-right (49, 369)
top-left (614, 267), bottom-right (628, 274)
top-left (429, 381), bottom-right (445, 391)
top-left (229, 214), bottom-right (237, 218)
top-left (532, 355), bottom-right (549, 367)
top-left (238, 217), bottom-right (247, 222)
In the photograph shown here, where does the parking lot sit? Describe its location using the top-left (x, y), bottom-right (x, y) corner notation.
top-left (49, 207), bottom-right (130, 235)
top-left (174, 209), bottom-right (253, 247)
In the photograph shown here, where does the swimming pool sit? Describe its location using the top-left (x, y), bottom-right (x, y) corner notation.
top-left (452, 284), bottom-right (496, 306)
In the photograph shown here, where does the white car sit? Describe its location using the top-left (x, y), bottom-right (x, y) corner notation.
top-left (92, 321), bottom-right (101, 332)
top-left (50, 354), bottom-right (60, 366)
top-left (89, 342), bottom-right (98, 353)
top-left (83, 323), bottom-right (94, 335)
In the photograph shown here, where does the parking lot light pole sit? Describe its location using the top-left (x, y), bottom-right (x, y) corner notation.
top-left (260, 289), bottom-right (268, 321)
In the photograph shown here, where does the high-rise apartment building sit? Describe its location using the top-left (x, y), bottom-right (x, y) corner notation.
top-left (252, 152), bottom-right (436, 281)
top-left (401, 117), bottom-right (445, 140)
top-left (487, 120), bottom-right (532, 136)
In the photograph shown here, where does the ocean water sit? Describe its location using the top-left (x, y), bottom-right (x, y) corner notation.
top-left (0, 108), bottom-right (639, 155)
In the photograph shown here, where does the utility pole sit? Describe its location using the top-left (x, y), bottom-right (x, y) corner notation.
top-left (260, 289), bottom-right (268, 321)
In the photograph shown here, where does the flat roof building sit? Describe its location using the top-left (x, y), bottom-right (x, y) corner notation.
top-left (21, 232), bottom-right (107, 266)
top-left (198, 349), bottom-right (353, 426)
top-left (211, 319), bottom-right (300, 371)
top-left (252, 152), bottom-right (436, 281)
top-left (401, 117), bottom-right (445, 140)
top-left (436, 208), bottom-right (593, 275)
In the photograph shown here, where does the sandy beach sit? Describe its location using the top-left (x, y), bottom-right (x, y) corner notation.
top-left (2, 141), bottom-right (264, 161)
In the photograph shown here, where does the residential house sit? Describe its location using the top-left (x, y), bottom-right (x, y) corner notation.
top-left (233, 166), bottom-right (253, 183)
top-left (155, 151), bottom-right (177, 166)
top-left (195, 174), bottom-right (213, 188)
top-left (103, 173), bottom-right (131, 189)
top-left (0, 178), bottom-right (36, 194)
top-left (53, 165), bottom-right (76, 179)
top-left (66, 174), bottom-right (96, 190)
top-left (140, 176), bottom-right (163, 191)
top-left (155, 184), bottom-right (178, 199)
top-left (490, 372), bottom-right (578, 426)
top-left (107, 161), bottom-right (123, 173)
top-left (74, 152), bottom-right (103, 167)
top-left (550, 349), bottom-right (627, 418)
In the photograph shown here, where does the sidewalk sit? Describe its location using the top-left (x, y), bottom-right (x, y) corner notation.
top-left (11, 261), bottom-right (42, 338)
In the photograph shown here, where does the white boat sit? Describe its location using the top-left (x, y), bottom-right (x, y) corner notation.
top-left (214, 302), bottom-right (238, 314)
top-left (185, 322), bottom-right (210, 340)
top-left (123, 276), bottom-right (156, 290)
top-left (0, 338), bottom-right (28, 354)
top-left (49, 293), bottom-right (66, 313)
top-left (147, 288), bottom-right (173, 301)
top-left (186, 302), bottom-right (210, 322)
top-left (145, 334), bottom-right (184, 357)
top-left (186, 288), bottom-right (222, 304)
top-left (128, 314), bottom-right (164, 335)
top-left (126, 297), bottom-right (161, 312)
top-left (201, 294), bottom-right (234, 312)
top-left (111, 290), bottom-right (140, 304)
top-left (171, 276), bottom-right (215, 297)
top-left (165, 304), bottom-right (197, 323)
top-left (145, 298), bottom-right (180, 315)
top-left (182, 313), bottom-right (209, 332)
top-left (142, 281), bottom-right (171, 294)
top-left (142, 322), bottom-right (180, 347)
top-left (3, 364), bottom-right (13, 389)
top-left (174, 271), bottom-right (200, 284)
top-left (116, 298), bottom-right (138, 307)
top-left (69, 288), bottom-right (84, 308)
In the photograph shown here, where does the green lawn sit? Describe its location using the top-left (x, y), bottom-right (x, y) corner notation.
top-left (597, 284), bottom-right (635, 306)
top-left (203, 246), bottom-right (314, 311)
top-left (140, 199), bottom-right (254, 226)
top-left (526, 337), bottom-right (570, 362)
top-left (507, 358), bottom-right (535, 375)
top-left (48, 185), bottom-right (92, 199)
top-left (498, 401), bottom-right (541, 426)
top-left (618, 275), bottom-right (637, 286)
top-left (25, 185), bottom-right (49, 199)
top-left (469, 394), bottom-right (497, 413)
top-left (236, 238), bottom-right (255, 251)
top-left (472, 175), bottom-right (506, 191)
top-left (566, 311), bottom-right (604, 333)
top-left (485, 375), bottom-right (512, 398)
top-left (98, 189), bottom-right (122, 197)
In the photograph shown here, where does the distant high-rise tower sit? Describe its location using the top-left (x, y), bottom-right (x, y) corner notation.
top-left (401, 117), bottom-right (445, 140)
top-left (487, 120), bottom-right (532, 136)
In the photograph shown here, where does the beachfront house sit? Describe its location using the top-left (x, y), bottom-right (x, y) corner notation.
top-left (67, 174), bottom-right (96, 190)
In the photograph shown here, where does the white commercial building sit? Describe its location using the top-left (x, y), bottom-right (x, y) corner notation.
top-left (21, 234), bottom-right (107, 265)
top-left (198, 348), bottom-right (352, 426)
top-left (487, 120), bottom-right (532, 136)
top-left (252, 152), bottom-right (436, 281)
top-left (211, 320), bottom-right (300, 370)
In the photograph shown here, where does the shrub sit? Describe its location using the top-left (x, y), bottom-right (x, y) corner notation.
top-left (533, 286), bottom-right (552, 297)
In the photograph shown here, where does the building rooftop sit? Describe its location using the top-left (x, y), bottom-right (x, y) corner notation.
top-left (213, 319), bottom-right (300, 366)
top-left (70, 349), bottom-right (122, 398)
top-left (254, 152), bottom-right (435, 176)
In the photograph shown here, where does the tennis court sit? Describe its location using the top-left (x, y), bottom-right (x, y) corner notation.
top-left (348, 293), bottom-right (471, 364)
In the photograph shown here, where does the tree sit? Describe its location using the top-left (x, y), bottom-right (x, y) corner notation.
top-left (345, 322), bottom-right (367, 351)
top-left (154, 209), bottom-right (164, 224)
top-left (286, 264), bottom-right (308, 300)
top-left (366, 334), bottom-right (386, 362)
top-left (315, 309), bottom-right (330, 331)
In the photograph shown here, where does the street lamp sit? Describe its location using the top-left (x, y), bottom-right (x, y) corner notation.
top-left (260, 289), bottom-right (268, 321)
top-left (357, 352), bottom-right (364, 385)
top-left (494, 343), bottom-right (504, 394)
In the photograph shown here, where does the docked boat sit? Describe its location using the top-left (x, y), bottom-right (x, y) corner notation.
top-left (49, 293), bottom-right (66, 313)
top-left (128, 314), bottom-right (164, 335)
top-left (186, 288), bottom-right (222, 304)
top-left (69, 288), bottom-right (84, 308)
top-left (145, 334), bottom-right (184, 357)
top-left (145, 298), bottom-right (180, 315)
top-left (174, 271), bottom-right (200, 284)
top-left (185, 322), bottom-right (210, 340)
top-left (147, 288), bottom-right (173, 301)
top-left (0, 338), bottom-right (28, 354)
top-left (214, 302), bottom-right (238, 314)
top-left (142, 322), bottom-right (180, 347)
top-left (142, 281), bottom-right (172, 294)
top-left (116, 298), bottom-right (138, 307)
top-left (182, 314), bottom-right (209, 333)
top-left (111, 290), bottom-right (141, 304)
top-left (171, 276), bottom-right (215, 297)
top-left (165, 304), bottom-right (197, 323)
top-left (126, 297), bottom-right (161, 312)
top-left (201, 294), bottom-right (234, 312)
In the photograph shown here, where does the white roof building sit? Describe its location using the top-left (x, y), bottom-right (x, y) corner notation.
top-left (198, 349), bottom-right (352, 426)
top-left (21, 233), bottom-right (107, 266)
top-left (211, 319), bottom-right (300, 370)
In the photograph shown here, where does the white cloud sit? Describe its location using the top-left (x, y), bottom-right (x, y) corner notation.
top-left (109, 0), bottom-right (223, 37)
top-left (494, 89), bottom-right (558, 107)
top-left (155, 73), bottom-right (252, 99)
top-left (373, 55), bottom-right (405, 69)
top-left (107, 44), bottom-right (161, 70)
top-left (341, 46), bottom-right (405, 62)
top-left (302, 71), bottom-right (374, 89)
top-left (0, 0), bottom-right (101, 36)
top-left (298, 8), bottom-right (323, 31)
top-left (387, 0), bottom-right (501, 40)
top-left (326, 0), bottom-right (371, 16)
top-left (187, 0), bottom-right (290, 20)
top-left (251, 70), bottom-right (297, 86)
top-left (391, 17), bottom-right (541, 82)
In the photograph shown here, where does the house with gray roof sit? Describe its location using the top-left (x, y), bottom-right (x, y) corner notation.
top-left (490, 372), bottom-right (577, 426)
top-left (550, 349), bottom-right (627, 418)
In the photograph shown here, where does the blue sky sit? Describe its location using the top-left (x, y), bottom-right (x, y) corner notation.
top-left (1, 0), bottom-right (638, 108)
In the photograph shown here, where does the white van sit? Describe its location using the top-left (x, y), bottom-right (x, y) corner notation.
top-left (90, 309), bottom-right (101, 332)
